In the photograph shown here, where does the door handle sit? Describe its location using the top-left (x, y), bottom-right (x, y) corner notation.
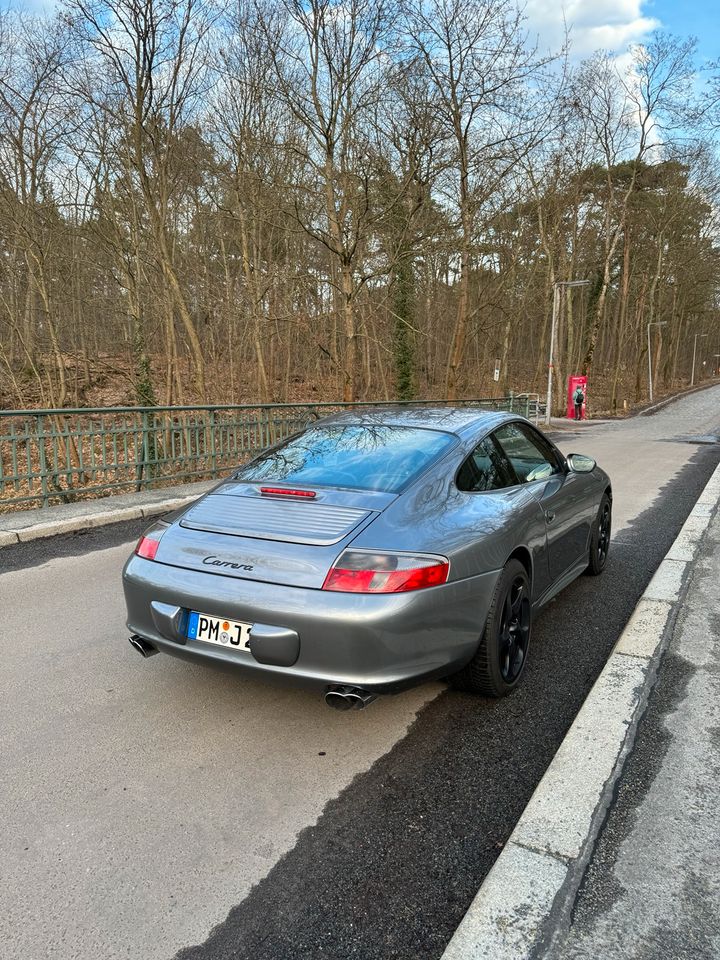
top-left (545, 510), bottom-right (556, 523)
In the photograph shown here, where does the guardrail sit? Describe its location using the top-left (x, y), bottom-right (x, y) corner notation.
top-left (0, 394), bottom-right (538, 509)
top-left (513, 393), bottom-right (542, 423)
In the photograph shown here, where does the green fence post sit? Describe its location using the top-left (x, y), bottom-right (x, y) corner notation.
top-left (209, 408), bottom-right (217, 478)
top-left (141, 411), bottom-right (151, 490)
top-left (264, 408), bottom-right (271, 448)
top-left (37, 415), bottom-right (50, 508)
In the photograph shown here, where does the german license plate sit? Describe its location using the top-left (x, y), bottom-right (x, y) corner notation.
top-left (187, 611), bottom-right (252, 650)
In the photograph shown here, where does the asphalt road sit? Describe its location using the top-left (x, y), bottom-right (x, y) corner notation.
top-left (2, 387), bottom-right (719, 960)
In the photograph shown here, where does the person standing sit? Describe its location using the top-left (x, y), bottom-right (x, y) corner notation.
top-left (573, 384), bottom-right (585, 420)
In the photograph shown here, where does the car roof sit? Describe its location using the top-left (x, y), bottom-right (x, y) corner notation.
top-left (314, 405), bottom-right (521, 440)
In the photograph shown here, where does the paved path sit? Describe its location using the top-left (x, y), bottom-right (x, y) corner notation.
top-left (1, 387), bottom-right (719, 960)
top-left (556, 385), bottom-right (720, 534)
top-left (552, 503), bottom-right (720, 959)
top-left (0, 554), bottom-right (439, 958)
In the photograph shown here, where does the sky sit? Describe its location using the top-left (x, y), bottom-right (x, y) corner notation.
top-left (647, 0), bottom-right (718, 64)
top-left (7, 0), bottom-right (719, 66)
top-left (525, 0), bottom-right (718, 63)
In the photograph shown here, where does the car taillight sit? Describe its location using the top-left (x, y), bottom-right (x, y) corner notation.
top-left (134, 521), bottom-right (169, 561)
top-left (260, 487), bottom-right (317, 499)
top-left (322, 550), bottom-right (449, 593)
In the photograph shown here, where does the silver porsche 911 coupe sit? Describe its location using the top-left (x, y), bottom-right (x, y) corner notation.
top-left (123, 407), bottom-right (611, 709)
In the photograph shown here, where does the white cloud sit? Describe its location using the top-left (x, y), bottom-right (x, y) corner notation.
top-left (8, 0), bottom-right (663, 62)
top-left (525, 0), bottom-right (661, 57)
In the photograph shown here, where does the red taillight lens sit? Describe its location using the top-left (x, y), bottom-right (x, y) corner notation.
top-left (134, 521), bottom-right (168, 561)
top-left (322, 551), bottom-right (449, 593)
top-left (136, 536), bottom-right (160, 560)
top-left (260, 487), bottom-right (317, 499)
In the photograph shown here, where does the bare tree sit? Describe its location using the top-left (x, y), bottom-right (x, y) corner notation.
top-left (64, 0), bottom-right (216, 401)
top-left (572, 34), bottom-right (697, 374)
top-left (403, 0), bottom-right (552, 398)
top-left (0, 4), bottom-right (717, 417)
top-left (258, 0), bottom-right (405, 401)
top-left (0, 11), bottom-right (77, 405)
top-left (210, 0), bottom-right (301, 401)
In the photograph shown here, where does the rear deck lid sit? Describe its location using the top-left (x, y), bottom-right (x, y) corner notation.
top-left (179, 487), bottom-right (373, 546)
top-left (157, 485), bottom-right (392, 588)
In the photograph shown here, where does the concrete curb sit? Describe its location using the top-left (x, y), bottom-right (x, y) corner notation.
top-left (441, 461), bottom-right (720, 960)
top-left (0, 492), bottom-right (206, 548)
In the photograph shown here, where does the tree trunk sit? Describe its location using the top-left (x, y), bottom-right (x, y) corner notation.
top-left (338, 263), bottom-right (355, 401)
top-left (446, 174), bottom-right (472, 400)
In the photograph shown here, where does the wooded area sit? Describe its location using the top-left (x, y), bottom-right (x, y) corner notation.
top-left (0, 0), bottom-right (718, 414)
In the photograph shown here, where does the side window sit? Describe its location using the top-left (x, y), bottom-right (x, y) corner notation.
top-left (456, 437), bottom-right (515, 492)
top-left (493, 423), bottom-right (562, 484)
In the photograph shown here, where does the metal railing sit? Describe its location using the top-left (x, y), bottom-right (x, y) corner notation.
top-left (0, 395), bottom-right (537, 510)
top-left (511, 393), bottom-right (542, 423)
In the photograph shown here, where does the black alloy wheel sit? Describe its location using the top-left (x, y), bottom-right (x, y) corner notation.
top-left (450, 558), bottom-right (532, 697)
top-left (586, 493), bottom-right (612, 576)
top-left (498, 575), bottom-right (531, 684)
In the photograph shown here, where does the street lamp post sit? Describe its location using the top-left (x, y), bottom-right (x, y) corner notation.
top-left (647, 321), bottom-right (668, 403)
top-left (691, 333), bottom-right (707, 387)
top-left (545, 280), bottom-right (590, 425)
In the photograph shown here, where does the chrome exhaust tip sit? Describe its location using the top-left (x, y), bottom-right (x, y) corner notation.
top-left (324, 685), bottom-right (377, 711)
top-left (128, 635), bottom-right (159, 658)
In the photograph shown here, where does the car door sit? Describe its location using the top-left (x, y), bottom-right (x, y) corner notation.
top-left (455, 435), bottom-right (552, 602)
top-left (491, 422), bottom-right (588, 583)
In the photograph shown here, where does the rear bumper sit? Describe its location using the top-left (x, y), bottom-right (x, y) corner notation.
top-left (122, 555), bottom-right (501, 693)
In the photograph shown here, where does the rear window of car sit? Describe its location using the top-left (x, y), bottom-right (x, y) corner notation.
top-left (234, 424), bottom-right (457, 493)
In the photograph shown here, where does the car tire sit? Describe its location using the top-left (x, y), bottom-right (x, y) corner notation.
top-left (450, 559), bottom-right (532, 697)
top-left (585, 493), bottom-right (612, 576)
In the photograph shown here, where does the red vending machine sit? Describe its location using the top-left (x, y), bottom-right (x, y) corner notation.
top-left (567, 375), bottom-right (588, 420)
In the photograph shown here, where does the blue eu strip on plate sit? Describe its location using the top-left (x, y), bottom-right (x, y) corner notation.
top-left (187, 611), bottom-right (199, 639)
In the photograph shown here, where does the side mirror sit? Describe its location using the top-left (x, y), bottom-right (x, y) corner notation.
top-left (566, 453), bottom-right (596, 473)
